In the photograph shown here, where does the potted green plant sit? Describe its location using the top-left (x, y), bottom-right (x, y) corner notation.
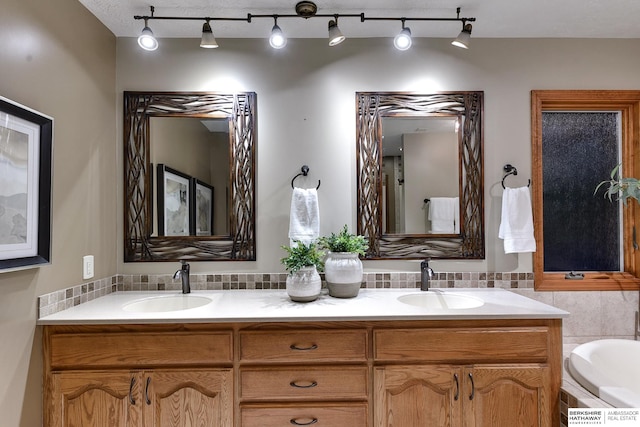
top-left (595, 164), bottom-right (640, 204)
top-left (280, 241), bottom-right (324, 302)
top-left (318, 225), bottom-right (368, 298)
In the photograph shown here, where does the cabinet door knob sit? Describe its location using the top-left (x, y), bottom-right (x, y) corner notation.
top-left (289, 343), bottom-right (318, 351)
top-left (128, 377), bottom-right (136, 405)
top-left (290, 418), bottom-right (318, 425)
top-left (289, 380), bottom-right (318, 389)
top-left (468, 373), bottom-right (475, 400)
top-left (145, 377), bottom-right (152, 405)
top-left (453, 373), bottom-right (459, 401)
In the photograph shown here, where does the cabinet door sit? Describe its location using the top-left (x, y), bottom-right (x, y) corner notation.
top-left (463, 365), bottom-right (550, 427)
top-left (374, 366), bottom-right (461, 427)
top-left (143, 369), bottom-right (232, 427)
top-left (49, 371), bottom-right (140, 427)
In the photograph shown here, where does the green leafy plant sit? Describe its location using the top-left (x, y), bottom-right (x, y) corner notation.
top-left (595, 164), bottom-right (640, 205)
top-left (318, 225), bottom-right (368, 256)
top-left (280, 241), bottom-right (325, 274)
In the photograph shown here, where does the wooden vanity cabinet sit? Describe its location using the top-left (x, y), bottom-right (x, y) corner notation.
top-left (43, 325), bottom-right (234, 427)
top-left (43, 318), bottom-right (561, 427)
top-left (238, 328), bottom-right (370, 427)
top-left (374, 364), bottom-right (549, 427)
top-left (372, 320), bottom-right (561, 427)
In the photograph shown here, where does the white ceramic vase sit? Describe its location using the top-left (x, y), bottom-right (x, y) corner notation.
top-left (324, 252), bottom-right (364, 298)
top-left (286, 266), bottom-right (322, 302)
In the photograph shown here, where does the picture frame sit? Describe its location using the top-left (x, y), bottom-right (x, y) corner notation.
top-left (191, 179), bottom-right (214, 236)
top-left (0, 96), bottom-right (53, 272)
top-left (156, 164), bottom-right (191, 236)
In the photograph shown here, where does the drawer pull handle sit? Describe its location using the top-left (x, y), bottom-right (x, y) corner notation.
top-left (289, 343), bottom-right (318, 351)
top-left (468, 373), bottom-right (475, 400)
top-left (145, 377), bottom-right (151, 405)
top-left (129, 377), bottom-right (136, 405)
top-left (290, 418), bottom-right (318, 426)
top-left (290, 380), bottom-right (318, 389)
top-left (453, 373), bottom-right (459, 401)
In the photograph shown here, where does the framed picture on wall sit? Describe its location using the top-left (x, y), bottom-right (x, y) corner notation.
top-left (192, 179), bottom-right (214, 236)
top-left (156, 164), bottom-right (191, 236)
top-left (0, 96), bottom-right (53, 272)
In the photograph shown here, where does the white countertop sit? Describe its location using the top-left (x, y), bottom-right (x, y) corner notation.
top-left (37, 288), bottom-right (568, 325)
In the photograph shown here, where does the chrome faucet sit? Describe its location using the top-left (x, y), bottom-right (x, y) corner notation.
top-left (420, 259), bottom-right (435, 291)
top-left (173, 260), bottom-right (191, 294)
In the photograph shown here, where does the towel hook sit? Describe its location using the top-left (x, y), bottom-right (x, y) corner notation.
top-left (501, 164), bottom-right (530, 189)
top-left (291, 165), bottom-right (321, 190)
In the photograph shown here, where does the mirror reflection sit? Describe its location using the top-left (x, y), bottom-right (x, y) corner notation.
top-left (381, 116), bottom-right (460, 234)
top-left (123, 91), bottom-right (256, 262)
top-left (356, 91), bottom-right (484, 260)
top-left (150, 117), bottom-right (230, 237)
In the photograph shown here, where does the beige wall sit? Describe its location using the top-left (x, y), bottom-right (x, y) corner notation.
top-left (117, 36), bottom-right (640, 275)
top-left (403, 131), bottom-right (459, 233)
top-left (0, 0), bottom-right (116, 425)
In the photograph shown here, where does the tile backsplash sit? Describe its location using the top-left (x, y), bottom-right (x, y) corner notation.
top-left (37, 271), bottom-right (534, 318)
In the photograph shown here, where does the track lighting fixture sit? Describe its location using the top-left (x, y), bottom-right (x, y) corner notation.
top-left (200, 20), bottom-right (219, 48)
top-left (269, 17), bottom-right (287, 49)
top-left (394, 22), bottom-right (412, 51)
top-left (133, 3), bottom-right (476, 52)
top-left (328, 17), bottom-right (345, 46)
top-left (451, 23), bottom-right (473, 49)
top-left (137, 17), bottom-right (158, 51)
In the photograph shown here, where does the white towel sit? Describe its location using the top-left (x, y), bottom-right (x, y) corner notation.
top-left (499, 186), bottom-right (536, 253)
top-left (429, 197), bottom-right (457, 234)
top-left (288, 187), bottom-right (320, 246)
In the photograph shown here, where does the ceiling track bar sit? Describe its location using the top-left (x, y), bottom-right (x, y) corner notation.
top-left (133, 13), bottom-right (475, 25)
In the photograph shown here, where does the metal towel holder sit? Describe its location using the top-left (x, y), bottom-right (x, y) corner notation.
top-left (501, 164), bottom-right (531, 189)
top-left (291, 165), bottom-right (321, 190)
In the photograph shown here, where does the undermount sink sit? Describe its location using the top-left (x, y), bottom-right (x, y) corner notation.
top-left (397, 292), bottom-right (484, 310)
top-left (122, 295), bottom-right (214, 313)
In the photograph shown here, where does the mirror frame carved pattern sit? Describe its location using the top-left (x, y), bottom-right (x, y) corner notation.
top-left (356, 91), bottom-right (484, 259)
top-left (124, 91), bottom-right (257, 262)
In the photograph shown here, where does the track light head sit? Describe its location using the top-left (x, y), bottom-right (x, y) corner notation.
top-left (328, 19), bottom-right (345, 46)
top-left (394, 26), bottom-right (412, 51)
top-left (452, 23), bottom-right (472, 49)
top-left (200, 21), bottom-right (219, 48)
top-left (138, 18), bottom-right (158, 51)
top-left (269, 21), bottom-right (287, 49)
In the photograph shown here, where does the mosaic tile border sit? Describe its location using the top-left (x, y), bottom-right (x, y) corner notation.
top-left (38, 271), bottom-right (535, 318)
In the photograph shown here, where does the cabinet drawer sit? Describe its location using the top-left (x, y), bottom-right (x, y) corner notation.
top-left (241, 404), bottom-right (368, 427)
top-left (239, 330), bottom-right (367, 363)
top-left (374, 327), bottom-right (549, 363)
top-left (240, 367), bottom-right (368, 401)
top-left (50, 331), bottom-right (233, 369)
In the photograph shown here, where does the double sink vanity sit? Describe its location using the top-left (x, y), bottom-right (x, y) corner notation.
top-left (39, 288), bottom-right (567, 427)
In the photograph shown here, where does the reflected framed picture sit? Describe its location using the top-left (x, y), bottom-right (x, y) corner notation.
top-left (0, 96), bottom-right (53, 272)
top-left (192, 179), bottom-right (214, 236)
top-left (157, 164), bottom-right (191, 236)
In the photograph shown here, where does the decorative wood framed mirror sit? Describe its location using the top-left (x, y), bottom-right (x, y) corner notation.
top-left (124, 91), bottom-right (256, 262)
top-left (356, 91), bottom-right (484, 259)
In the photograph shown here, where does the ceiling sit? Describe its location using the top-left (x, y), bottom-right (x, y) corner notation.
top-left (78, 0), bottom-right (640, 40)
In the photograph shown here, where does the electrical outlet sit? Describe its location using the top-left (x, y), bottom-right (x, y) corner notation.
top-left (83, 255), bottom-right (94, 280)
